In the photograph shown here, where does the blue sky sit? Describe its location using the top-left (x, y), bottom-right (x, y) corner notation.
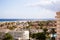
top-left (0, 0), bottom-right (60, 19)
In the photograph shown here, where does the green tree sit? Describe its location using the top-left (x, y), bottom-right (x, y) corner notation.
top-left (43, 28), bottom-right (48, 34)
top-left (31, 33), bottom-right (46, 40)
top-left (50, 28), bottom-right (56, 40)
top-left (8, 27), bottom-right (14, 30)
top-left (3, 33), bottom-right (14, 40)
top-left (50, 28), bottom-right (56, 34)
top-left (36, 33), bottom-right (46, 40)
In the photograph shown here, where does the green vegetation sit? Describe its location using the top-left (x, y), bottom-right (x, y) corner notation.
top-left (27, 20), bottom-right (56, 29)
top-left (50, 28), bottom-right (56, 34)
top-left (8, 27), bottom-right (15, 30)
top-left (3, 33), bottom-right (14, 40)
top-left (7, 25), bottom-right (16, 30)
top-left (28, 20), bottom-right (56, 40)
top-left (30, 28), bottom-right (49, 40)
top-left (31, 32), bottom-right (46, 40)
top-left (50, 28), bottom-right (56, 40)
top-left (43, 28), bottom-right (48, 34)
top-left (0, 20), bottom-right (56, 40)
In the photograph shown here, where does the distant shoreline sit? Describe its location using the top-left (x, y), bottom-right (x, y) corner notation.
top-left (0, 18), bottom-right (55, 22)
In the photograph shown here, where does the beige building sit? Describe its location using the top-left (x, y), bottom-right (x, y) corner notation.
top-left (56, 12), bottom-right (60, 40)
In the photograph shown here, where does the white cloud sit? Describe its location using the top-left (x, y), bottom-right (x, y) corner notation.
top-left (25, 0), bottom-right (55, 6)
top-left (25, 0), bottom-right (60, 11)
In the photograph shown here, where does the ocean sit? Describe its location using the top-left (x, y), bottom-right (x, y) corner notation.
top-left (0, 19), bottom-right (55, 22)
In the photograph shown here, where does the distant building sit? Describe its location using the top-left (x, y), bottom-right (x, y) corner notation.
top-left (30, 29), bottom-right (43, 34)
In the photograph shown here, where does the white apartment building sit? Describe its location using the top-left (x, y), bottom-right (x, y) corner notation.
top-left (9, 30), bottom-right (29, 40)
top-left (0, 29), bottom-right (29, 40)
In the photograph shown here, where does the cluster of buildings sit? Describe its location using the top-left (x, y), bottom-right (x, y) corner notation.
top-left (0, 21), bottom-right (29, 40)
top-left (0, 12), bottom-right (60, 40)
top-left (0, 21), bottom-right (29, 29)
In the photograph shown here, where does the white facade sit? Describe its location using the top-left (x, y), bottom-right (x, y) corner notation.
top-left (0, 29), bottom-right (29, 40)
top-left (8, 30), bottom-right (29, 40)
top-left (23, 31), bottom-right (29, 39)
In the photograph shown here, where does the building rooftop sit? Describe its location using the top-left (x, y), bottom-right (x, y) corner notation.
top-left (56, 12), bottom-right (60, 15)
